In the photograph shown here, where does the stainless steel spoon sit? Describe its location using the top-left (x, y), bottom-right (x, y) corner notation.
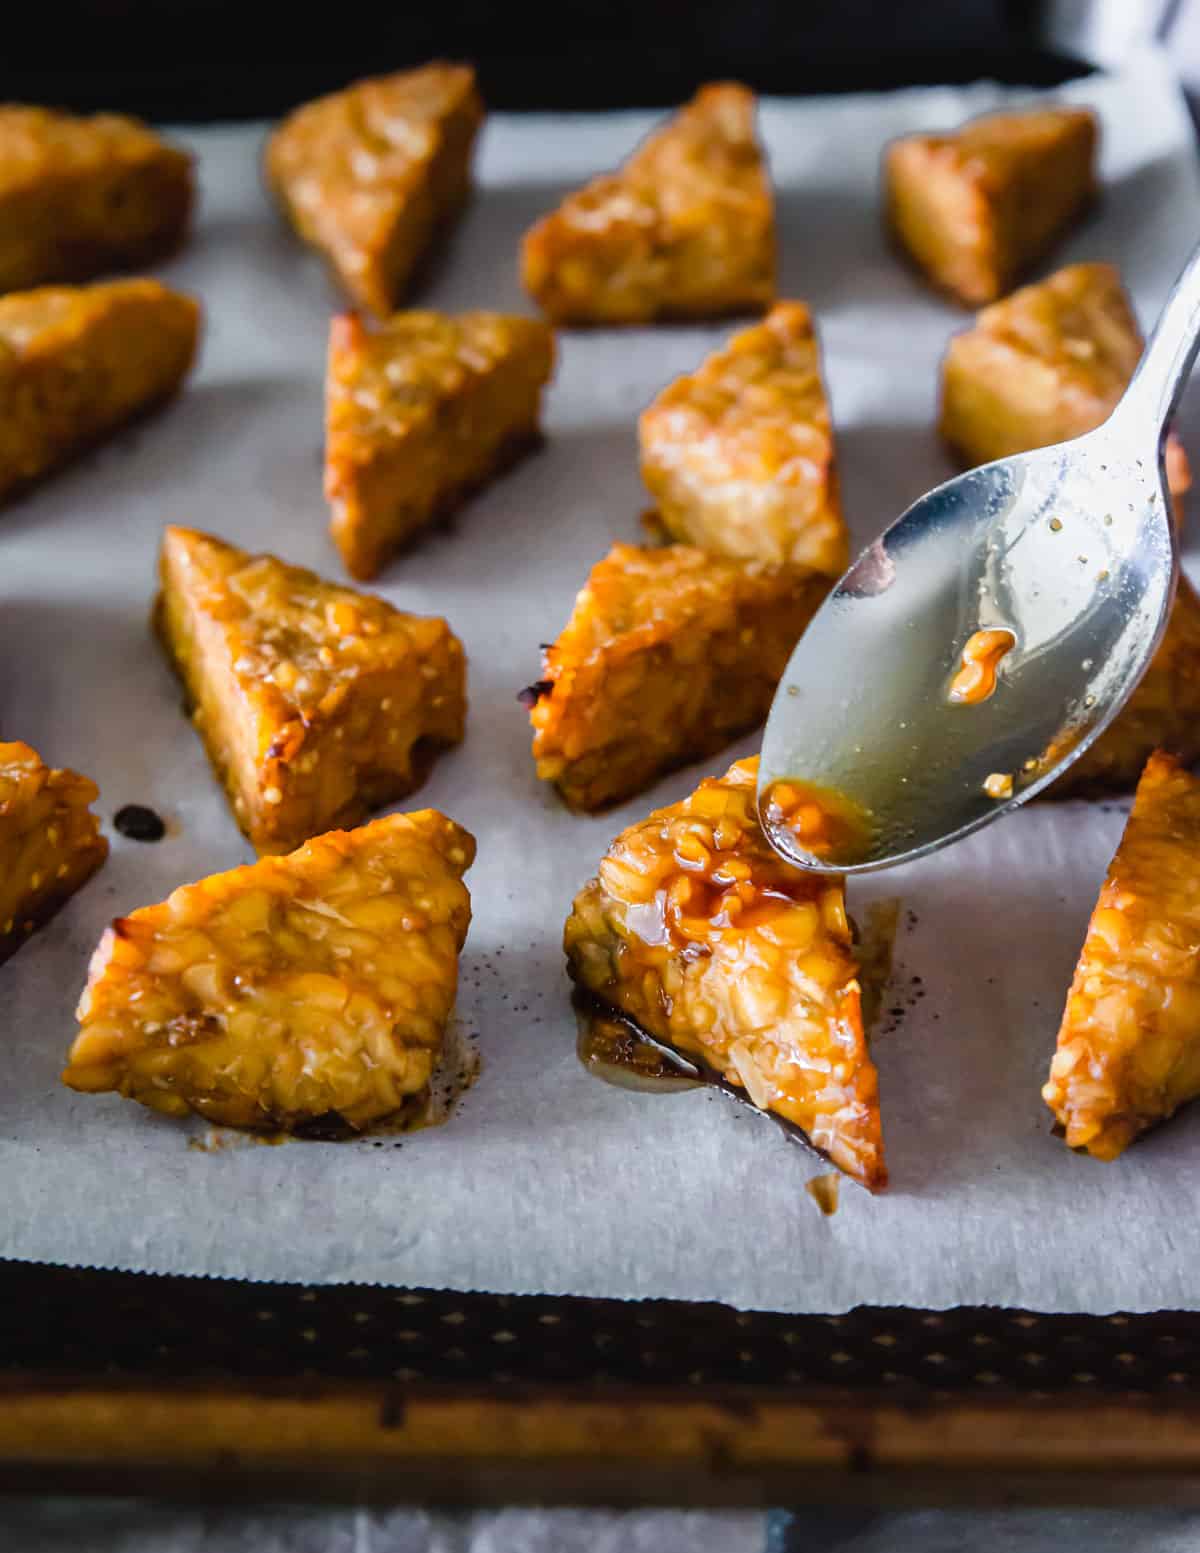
top-left (757, 242), bottom-right (1200, 874)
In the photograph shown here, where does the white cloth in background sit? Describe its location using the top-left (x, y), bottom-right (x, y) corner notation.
top-left (9, 1504), bottom-right (1200, 1552)
top-left (0, 1505), bottom-right (765, 1552)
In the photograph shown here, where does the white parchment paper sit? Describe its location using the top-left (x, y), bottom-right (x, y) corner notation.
top-left (3, 50), bottom-right (1200, 1312)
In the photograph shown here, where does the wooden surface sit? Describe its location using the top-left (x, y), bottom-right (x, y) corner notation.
top-left (5, 1379), bottom-right (1200, 1507)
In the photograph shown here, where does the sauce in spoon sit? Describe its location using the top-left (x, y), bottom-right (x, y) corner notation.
top-left (947, 627), bottom-right (1016, 705)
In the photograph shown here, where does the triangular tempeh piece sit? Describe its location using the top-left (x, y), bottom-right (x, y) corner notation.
top-left (325, 309), bottom-right (554, 579)
top-left (566, 756), bottom-right (885, 1189)
top-left (156, 526), bottom-right (466, 854)
top-left (0, 278), bottom-right (198, 502)
top-left (639, 301), bottom-right (848, 576)
top-left (885, 105), bottom-right (1097, 306)
top-left (1045, 752), bottom-right (1200, 1159)
top-left (525, 542), bottom-right (828, 812)
top-left (0, 107), bottom-right (193, 292)
top-left (521, 83), bottom-right (774, 325)
top-left (940, 263), bottom-right (1190, 522)
top-left (63, 811), bottom-right (475, 1132)
top-left (265, 63), bottom-right (484, 317)
top-left (0, 740), bottom-right (107, 965)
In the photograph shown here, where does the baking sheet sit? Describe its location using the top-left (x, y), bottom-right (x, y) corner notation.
top-left (4, 50), bottom-right (1200, 1312)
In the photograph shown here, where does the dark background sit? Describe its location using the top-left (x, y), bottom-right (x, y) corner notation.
top-left (0, 0), bottom-right (1086, 120)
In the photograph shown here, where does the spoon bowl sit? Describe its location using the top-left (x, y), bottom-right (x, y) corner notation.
top-left (757, 428), bottom-right (1176, 872)
top-left (759, 240), bottom-right (1200, 874)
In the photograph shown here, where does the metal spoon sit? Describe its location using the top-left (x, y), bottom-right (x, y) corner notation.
top-left (758, 241), bottom-right (1200, 874)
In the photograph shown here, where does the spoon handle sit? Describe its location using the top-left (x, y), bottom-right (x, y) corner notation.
top-left (1119, 239), bottom-right (1200, 443)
